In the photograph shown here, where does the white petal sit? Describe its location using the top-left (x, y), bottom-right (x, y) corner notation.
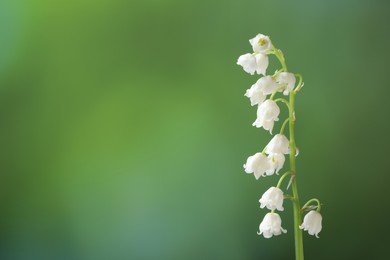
top-left (259, 187), bottom-right (284, 211)
top-left (237, 53), bottom-right (257, 75)
top-left (276, 72), bottom-right (296, 95)
top-left (265, 134), bottom-right (290, 154)
top-left (244, 153), bottom-right (270, 179)
top-left (244, 83), bottom-right (266, 106)
top-left (268, 153), bottom-right (285, 174)
top-left (300, 211), bottom-right (322, 238)
top-left (255, 53), bottom-right (269, 75)
top-left (253, 100), bottom-right (280, 133)
top-left (262, 120), bottom-right (274, 134)
top-left (254, 76), bottom-right (279, 95)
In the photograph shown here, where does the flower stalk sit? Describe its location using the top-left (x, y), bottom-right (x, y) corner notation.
top-left (276, 48), bottom-right (304, 259)
top-left (288, 91), bottom-right (304, 260)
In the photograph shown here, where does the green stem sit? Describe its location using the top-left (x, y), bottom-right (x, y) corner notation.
top-left (273, 45), bottom-right (304, 260)
top-left (274, 98), bottom-right (290, 110)
top-left (302, 198), bottom-right (321, 212)
top-left (280, 118), bottom-right (289, 134)
top-left (272, 47), bottom-right (288, 71)
top-left (276, 171), bottom-right (293, 189)
top-left (289, 91), bottom-right (304, 260)
top-left (270, 86), bottom-right (286, 100)
top-left (294, 74), bottom-right (304, 93)
top-left (261, 147), bottom-right (266, 155)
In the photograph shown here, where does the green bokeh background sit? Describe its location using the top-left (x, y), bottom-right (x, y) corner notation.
top-left (1, 0), bottom-right (389, 259)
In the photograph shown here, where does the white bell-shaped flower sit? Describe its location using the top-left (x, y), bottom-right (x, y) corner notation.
top-left (276, 72), bottom-right (296, 95)
top-left (259, 187), bottom-right (284, 211)
top-left (237, 53), bottom-right (269, 76)
top-left (243, 153), bottom-right (270, 180)
top-left (252, 100), bottom-right (280, 134)
top-left (249, 34), bottom-right (272, 53)
top-left (300, 211), bottom-right (322, 238)
top-left (266, 153), bottom-right (285, 175)
top-left (244, 76), bottom-right (278, 106)
top-left (255, 76), bottom-right (280, 95)
top-left (258, 212), bottom-right (287, 238)
top-left (254, 53), bottom-right (269, 75)
top-left (265, 134), bottom-right (290, 154)
top-left (244, 84), bottom-right (266, 106)
top-left (237, 53), bottom-right (257, 75)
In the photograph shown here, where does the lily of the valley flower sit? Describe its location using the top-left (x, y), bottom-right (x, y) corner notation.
top-left (253, 100), bottom-right (280, 133)
top-left (276, 72), bottom-right (296, 95)
top-left (267, 153), bottom-right (285, 175)
top-left (243, 153), bottom-right (270, 180)
top-left (259, 187), bottom-right (284, 211)
top-left (244, 76), bottom-right (279, 106)
top-left (237, 54), bottom-right (257, 75)
top-left (258, 212), bottom-right (287, 238)
top-left (265, 134), bottom-right (290, 154)
top-left (256, 76), bottom-right (280, 95)
top-left (237, 53), bottom-right (269, 75)
top-left (300, 211), bottom-right (322, 238)
top-left (244, 84), bottom-right (266, 106)
top-left (249, 34), bottom-right (272, 54)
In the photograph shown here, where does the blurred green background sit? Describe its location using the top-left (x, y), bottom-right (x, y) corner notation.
top-left (1, 0), bottom-right (389, 259)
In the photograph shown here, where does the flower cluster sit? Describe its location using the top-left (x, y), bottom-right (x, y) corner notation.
top-left (243, 134), bottom-right (289, 180)
top-left (237, 34), bottom-right (323, 240)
